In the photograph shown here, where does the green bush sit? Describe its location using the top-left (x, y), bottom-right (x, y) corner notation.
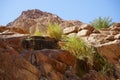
top-left (47, 23), bottom-right (62, 40)
top-left (60, 37), bottom-right (94, 60)
top-left (90, 17), bottom-right (112, 30)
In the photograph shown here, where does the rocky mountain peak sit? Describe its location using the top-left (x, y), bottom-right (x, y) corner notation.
top-left (21, 9), bottom-right (54, 19)
top-left (7, 9), bottom-right (82, 34)
top-left (7, 9), bottom-right (64, 33)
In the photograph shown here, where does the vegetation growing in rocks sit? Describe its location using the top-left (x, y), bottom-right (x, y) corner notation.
top-left (47, 23), bottom-right (62, 40)
top-left (90, 17), bottom-right (112, 30)
top-left (33, 25), bottom-right (42, 36)
top-left (60, 36), bottom-right (113, 76)
top-left (93, 48), bottom-right (113, 74)
top-left (60, 36), bottom-right (94, 60)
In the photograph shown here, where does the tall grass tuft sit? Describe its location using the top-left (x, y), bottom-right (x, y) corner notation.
top-left (47, 23), bottom-right (62, 40)
top-left (33, 25), bottom-right (42, 36)
top-left (90, 17), bottom-right (112, 30)
top-left (61, 37), bottom-right (94, 60)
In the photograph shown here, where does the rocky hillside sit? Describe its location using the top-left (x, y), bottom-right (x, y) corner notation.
top-left (0, 9), bottom-right (120, 80)
top-left (7, 9), bottom-right (82, 34)
top-left (63, 23), bottom-right (120, 63)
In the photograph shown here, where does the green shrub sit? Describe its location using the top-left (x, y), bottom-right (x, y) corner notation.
top-left (60, 37), bottom-right (94, 60)
top-left (47, 23), bottom-right (62, 40)
top-left (90, 17), bottom-right (112, 30)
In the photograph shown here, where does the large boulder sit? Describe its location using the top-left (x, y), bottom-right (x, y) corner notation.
top-left (109, 22), bottom-right (120, 31)
top-left (76, 29), bottom-right (91, 37)
top-left (87, 33), bottom-right (108, 46)
top-left (0, 39), bottom-right (40, 80)
top-left (97, 40), bottom-right (120, 64)
top-left (114, 34), bottom-right (120, 39)
top-left (63, 26), bottom-right (78, 35)
top-left (76, 24), bottom-right (94, 38)
top-left (3, 37), bottom-right (27, 53)
top-left (78, 24), bottom-right (94, 31)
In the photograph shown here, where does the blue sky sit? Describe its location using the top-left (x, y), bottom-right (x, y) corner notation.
top-left (0, 0), bottom-right (120, 25)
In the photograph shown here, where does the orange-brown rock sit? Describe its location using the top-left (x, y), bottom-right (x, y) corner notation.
top-left (79, 24), bottom-right (94, 31)
top-left (3, 37), bottom-right (27, 53)
top-left (63, 26), bottom-right (78, 35)
top-left (0, 26), bottom-right (29, 34)
top-left (21, 49), bottom-right (80, 80)
top-left (0, 39), bottom-right (40, 80)
top-left (97, 40), bottom-right (120, 64)
top-left (81, 70), bottom-right (112, 80)
top-left (60, 20), bottom-right (83, 29)
top-left (40, 49), bottom-right (76, 66)
top-left (76, 29), bottom-right (92, 37)
top-left (114, 34), bottom-right (120, 39)
top-left (109, 22), bottom-right (120, 31)
top-left (87, 33), bottom-right (108, 46)
top-left (105, 35), bottom-right (115, 41)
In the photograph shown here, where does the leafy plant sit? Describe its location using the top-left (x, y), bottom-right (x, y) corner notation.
top-left (90, 17), bottom-right (112, 30)
top-left (60, 36), bottom-right (94, 60)
top-left (47, 23), bottom-right (62, 40)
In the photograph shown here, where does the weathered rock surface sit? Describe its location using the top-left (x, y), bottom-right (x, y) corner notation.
top-left (7, 9), bottom-right (63, 34)
top-left (77, 29), bottom-right (91, 37)
top-left (63, 23), bottom-right (94, 37)
top-left (109, 23), bottom-right (120, 31)
top-left (7, 9), bottom-right (84, 35)
top-left (4, 37), bottom-right (26, 52)
top-left (0, 26), bottom-right (29, 34)
top-left (97, 40), bottom-right (120, 64)
top-left (22, 36), bottom-right (60, 50)
top-left (63, 26), bottom-right (78, 35)
top-left (81, 70), bottom-right (112, 80)
top-left (115, 34), bottom-right (120, 39)
top-left (0, 39), bottom-right (40, 80)
top-left (60, 20), bottom-right (83, 29)
top-left (21, 49), bottom-right (80, 80)
top-left (78, 24), bottom-right (94, 31)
